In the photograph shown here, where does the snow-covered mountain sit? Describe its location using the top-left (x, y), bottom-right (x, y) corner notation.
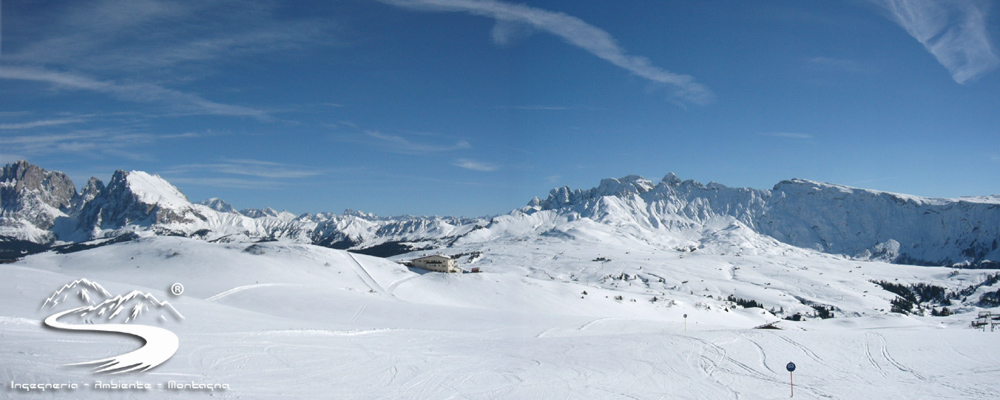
top-left (198, 198), bottom-right (237, 213)
top-left (512, 174), bottom-right (1000, 267)
top-left (0, 160), bottom-right (77, 244)
top-left (0, 161), bottom-right (483, 258)
top-left (1, 161), bottom-right (998, 267)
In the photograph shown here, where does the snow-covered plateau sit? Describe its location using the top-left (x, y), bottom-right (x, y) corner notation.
top-left (2, 161), bottom-right (1000, 398)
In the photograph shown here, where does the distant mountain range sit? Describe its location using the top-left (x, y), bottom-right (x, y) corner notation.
top-left (2, 160), bottom-right (998, 267)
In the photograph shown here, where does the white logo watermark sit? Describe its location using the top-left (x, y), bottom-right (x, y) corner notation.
top-left (40, 279), bottom-right (184, 374)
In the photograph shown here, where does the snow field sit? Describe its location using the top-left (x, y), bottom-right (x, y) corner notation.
top-left (2, 236), bottom-right (1000, 399)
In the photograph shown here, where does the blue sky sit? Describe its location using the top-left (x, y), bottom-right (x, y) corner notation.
top-left (1, 0), bottom-right (998, 217)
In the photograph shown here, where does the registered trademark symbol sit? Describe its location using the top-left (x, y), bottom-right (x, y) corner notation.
top-left (170, 283), bottom-right (184, 296)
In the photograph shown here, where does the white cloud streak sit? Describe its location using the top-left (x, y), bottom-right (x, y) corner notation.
top-left (870, 0), bottom-right (999, 83)
top-left (0, 66), bottom-right (269, 119)
top-left (0, 126), bottom-right (211, 158)
top-left (365, 131), bottom-right (472, 154)
top-left (452, 158), bottom-right (498, 171)
top-left (490, 20), bottom-right (535, 47)
top-left (379, 0), bottom-right (714, 105)
top-left (0, 130), bottom-right (158, 156)
top-left (162, 177), bottom-right (290, 190)
top-left (165, 159), bottom-right (326, 179)
top-left (760, 132), bottom-right (814, 139)
top-left (0, 118), bottom-right (86, 130)
top-left (8, 0), bottom-right (333, 73)
top-left (498, 105), bottom-right (570, 110)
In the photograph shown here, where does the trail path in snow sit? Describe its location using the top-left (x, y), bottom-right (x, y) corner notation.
top-left (347, 252), bottom-right (389, 296)
top-left (205, 283), bottom-right (302, 301)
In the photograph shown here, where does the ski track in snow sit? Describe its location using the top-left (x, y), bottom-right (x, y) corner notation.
top-left (779, 334), bottom-right (823, 363)
top-left (349, 304), bottom-right (367, 323)
top-left (875, 331), bottom-right (924, 380)
top-left (386, 274), bottom-right (421, 294)
top-left (346, 252), bottom-right (389, 296)
top-left (737, 330), bottom-right (775, 374)
top-left (205, 283), bottom-right (301, 301)
top-left (864, 332), bottom-right (888, 377)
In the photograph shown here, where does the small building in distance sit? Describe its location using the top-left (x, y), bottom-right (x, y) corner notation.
top-left (409, 255), bottom-right (459, 273)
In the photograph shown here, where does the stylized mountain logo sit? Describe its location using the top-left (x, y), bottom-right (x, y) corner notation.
top-left (42, 279), bottom-right (183, 374)
top-left (57, 290), bottom-right (184, 324)
top-left (41, 278), bottom-right (113, 310)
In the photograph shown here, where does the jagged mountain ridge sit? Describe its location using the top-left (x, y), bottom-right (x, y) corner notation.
top-left (0, 161), bottom-right (484, 258)
top-left (1, 161), bottom-right (997, 267)
top-left (521, 174), bottom-right (1000, 266)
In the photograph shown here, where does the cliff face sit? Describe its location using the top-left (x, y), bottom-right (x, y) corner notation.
top-left (0, 161), bottom-right (77, 244)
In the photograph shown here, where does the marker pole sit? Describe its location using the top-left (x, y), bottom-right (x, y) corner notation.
top-left (785, 362), bottom-right (796, 398)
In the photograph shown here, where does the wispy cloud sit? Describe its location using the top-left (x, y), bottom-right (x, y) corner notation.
top-left (453, 158), bottom-right (498, 171)
top-left (498, 105), bottom-right (571, 111)
top-left (2, 1), bottom-right (335, 121)
top-left (0, 66), bottom-right (269, 119)
top-left (165, 159), bottom-right (326, 179)
top-left (364, 131), bottom-right (472, 154)
top-left (163, 159), bottom-right (340, 190)
top-left (378, 0), bottom-right (713, 105)
top-left (8, 0), bottom-right (335, 73)
top-left (760, 132), bottom-right (814, 139)
top-left (161, 176), bottom-right (290, 190)
top-left (870, 0), bottom-right (999, 83)
top-left (0, 117), bottom-right (86, 130)
top-left (490, 20), bottom-right (536, 47)
top-left (0, 112), bottom-right (33, 117)
top-left (0, 130), bottom-right (157, 156)
top-left (0, 125), bottom-right (209, 159)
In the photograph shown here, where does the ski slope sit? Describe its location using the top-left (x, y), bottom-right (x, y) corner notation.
top-left (2, 236), bottom-right (1000, 399)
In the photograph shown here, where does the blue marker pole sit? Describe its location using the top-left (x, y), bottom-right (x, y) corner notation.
top-left (786, 362), bottom-right (796, 397)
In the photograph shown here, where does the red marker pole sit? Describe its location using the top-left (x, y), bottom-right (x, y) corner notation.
top-left (786, 362), bottom-right (796, 397)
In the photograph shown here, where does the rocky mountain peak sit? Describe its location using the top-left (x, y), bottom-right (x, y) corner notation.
top-left (0, 161), bottom-right (77, 233)
top-left (1, 160), bottom-right (77, 212)
top-left (199, 198), bottom-right (237, 213)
